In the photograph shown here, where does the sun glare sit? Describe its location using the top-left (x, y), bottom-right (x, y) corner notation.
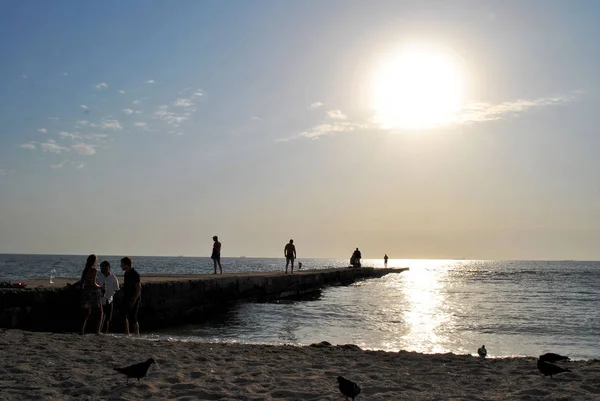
top-left (371, 44), bottom-right (466, 130)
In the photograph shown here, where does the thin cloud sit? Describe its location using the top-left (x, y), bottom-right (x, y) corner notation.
top-left (50, 161), bottom-right (66, 169)
top-left (62, 72), bottom-right (68, 76)
top-left (456, 94), bottom-right (576, 124)
top-left (47, 117), bottom-right (60, 121)
top-left (71, 142), bottom-right (96, 155)
top-left (0, 169), bottom-right (15, 176)
top-left (118, 90), bottom-right (125, 94)
top-left (134, 122), bottom-right (148, 128)
top-left (327, 110), bottom-right (347, 119)
top-left (192, 89), bottom-right (204, 98)
top-left (144, 79), bottom-right (155, 84)
top-left (96, 120), bottom-right (123, 130)
top-left (154, 109), bottom-right (188, 127)
top-left (173, 98), bottom-right (194, 108)
top-left (251, 116), bottom-right (262, 121)
top-left (21, 75), bottom-right (27, 79)
top-left (279, 121), bottom-right (367, 142)
top-left (40, 140), bottom-right (69, 154)
top-left (59, 131), bottom-right (81, 140)
top-left (37, 128), bottom-right (47, 134)
top-left (75, 163), bottom-right (85, 169)
top-left (309, 102), bottom-right (324, 110)
top-left (20, 143), bottom-right (36, 150)
top-left (132, 100), bottom-right (140, 105)
top-left (77, 120), bottom-right (90, 126)
top-left (80, 105), bottom-right (89, 111)
top-left (95, 82), bottom-right (108, 90)
top-left (122, 108), bottom-right (134, 115)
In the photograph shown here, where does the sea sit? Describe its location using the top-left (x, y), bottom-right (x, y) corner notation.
top-left (1, 254), bottom-right (599, 360)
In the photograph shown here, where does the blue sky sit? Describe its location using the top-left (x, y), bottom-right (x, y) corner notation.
top-left (1, 0), bottom-right (600, 259)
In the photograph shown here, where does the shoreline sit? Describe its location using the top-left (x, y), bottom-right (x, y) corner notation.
top-left (1, 329), bottom-right (598, 400)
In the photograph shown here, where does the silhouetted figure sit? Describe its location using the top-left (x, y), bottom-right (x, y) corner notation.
top-left (98, 261), bottom-right (120, 334)
top-left (539, 353), bottom-right (569, 363)
top-left (77, 254), bottom-right (103, 335)
top-left (121, 257), bottom-right (141, 335)
top-left (384, 254), bottom-right (388, 268)
top-left (114, 358), bottom-right (156, 383)
top-left (478, 345), bottom-right (487, 359)
top-left (350, 248), bottom-right (361, 268)
top-left (211, 236), bottom-right (223, 274)
top-left (298, 262), bottom-right (302, 270)
top-left (337, 376), bottom-right (361, 401)
top-left (284, 239), bottom-right (296, 274)
top-left (537, 359), bottom-right (571, 378)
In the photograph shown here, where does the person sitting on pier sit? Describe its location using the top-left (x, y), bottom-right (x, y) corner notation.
top-left (284, 239), bottom-right (297, 274)
top-left (350, 248), bottom-right (362, 268)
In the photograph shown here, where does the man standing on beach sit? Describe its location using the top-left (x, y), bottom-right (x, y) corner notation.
top-left (120, 257), bottom-right (141, 335)
top-left (211, 236), bottom-right (223, 274)
top-left (384, 254), bottom-right (389, 268)
top-left (98, 261), bottom-right (119, 334)
top-left (284, 239), bottom-right (296, 274)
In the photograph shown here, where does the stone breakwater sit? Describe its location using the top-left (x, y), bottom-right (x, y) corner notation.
top-left (0, 267), bottom-right (408, 333)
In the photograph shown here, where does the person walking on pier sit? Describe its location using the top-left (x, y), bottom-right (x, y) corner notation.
top-left (121, 257), bottom-right (141, 335)
top-left (384, 254), bottom-right (389, 268)
top-left (284, 239), bottom-right (297, 274)
top-left (211, 235), bottom-right (223, 274)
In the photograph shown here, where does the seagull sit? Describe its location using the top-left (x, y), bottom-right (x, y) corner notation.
top-left (337, 376), bottom-right (361, 401)
top-left (477, 345), bottom-right (487, 359)
top-left (537, 359), bottom-right (571, 378)
top-left (114, 358), bottom-right (156, 383)
top-left (539, 353), bottom-right (569, 363)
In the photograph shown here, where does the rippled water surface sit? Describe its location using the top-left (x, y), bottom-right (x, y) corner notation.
top-left (1, 255), bottom-right (599, 358)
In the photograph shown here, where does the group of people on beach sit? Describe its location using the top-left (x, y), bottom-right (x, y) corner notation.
top-left (73, 254), bottom-right (141, 336)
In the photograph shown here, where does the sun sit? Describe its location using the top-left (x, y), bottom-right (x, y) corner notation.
top-left (371, 44), bottom-right (466, 130)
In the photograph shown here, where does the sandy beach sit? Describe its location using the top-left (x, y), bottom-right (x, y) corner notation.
top-left (0, 330), bottom-right (598, 400)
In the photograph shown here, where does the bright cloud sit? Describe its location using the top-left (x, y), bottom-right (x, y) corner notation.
top-left (77, 120), bottom-right (90, 126)
top-left (456, 94), bottom-right (576, 124)
top-left (327, 110), bottom-right (347, 119)
top-left (95, 82), bottom-right (108, 90)
top-left (144, 79), bottom-right (155, 84)
top-left (37, 128), bottom-right (47, 134)
top-left (80, 105), bottom-right (89, 111)
top-left (309, 102), bottom-right (323, 110)
top-left (122, 108), bottom-right (134, 115)
top-left (133, 100), bottom-right (140, 105)
top-left (192, 89), bottom-right (204, 98)
top-left (118, 90), bottom-right (125, 94)
top-left (20, 143), bottom-right (36, 150)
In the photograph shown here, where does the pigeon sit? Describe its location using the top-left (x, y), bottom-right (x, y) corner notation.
top-left (337, 376), bottom-right (361, 401)
top-left (477, 345), bottom-right (487, 359)
top-left (537, 359), bottom-right (571, 378)
top-left (114, 358), bottom-right (156, 383)
top-left (539, 353), bottom-right (569, 363)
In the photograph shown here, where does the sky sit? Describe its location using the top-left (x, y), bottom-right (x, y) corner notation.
top-left (1, 0), bottom-right (600, 259)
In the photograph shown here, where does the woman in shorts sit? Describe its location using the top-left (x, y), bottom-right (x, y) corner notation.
top-left (78, 254), bottom-right (103, 335)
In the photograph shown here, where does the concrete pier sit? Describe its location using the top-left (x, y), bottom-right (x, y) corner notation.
top-left (0, 267), bottom-right (408, 333)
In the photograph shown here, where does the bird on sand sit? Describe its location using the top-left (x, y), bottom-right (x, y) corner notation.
top-left (477, 345), bottom-right (487, 359)
top-left (539, 352), bottom-right (569, 363)
top-left (337, 376), bottom-right (361, 401)
top-left (114, 358), bottom-right (156, 383)
top-left (537, 359), bottom-right (571, 378)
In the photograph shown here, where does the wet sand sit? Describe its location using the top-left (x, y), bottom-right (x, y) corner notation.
top-left (1, 329), bottom-right (598, 400)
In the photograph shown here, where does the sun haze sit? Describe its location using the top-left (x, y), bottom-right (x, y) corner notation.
top-left (0, 1), bottom-right (599, 260)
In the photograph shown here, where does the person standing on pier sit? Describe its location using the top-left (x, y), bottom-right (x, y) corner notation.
top-left (384, 254), bottom-right (389, 268)
top-left (120, 257), bottom-right (141, 335)
top-left (284, 239), bottom-right (297, 274)
top-left (211, 235), bottom-right (223, 274)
